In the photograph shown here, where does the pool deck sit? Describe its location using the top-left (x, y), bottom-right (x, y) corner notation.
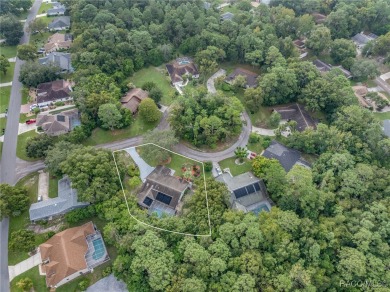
top-left (85, 231), bottom-right (110, 269)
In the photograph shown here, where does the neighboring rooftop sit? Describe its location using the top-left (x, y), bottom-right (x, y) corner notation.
top-left (36, 108), bottom-right (80, 136)
top-left (138, 165), bottom-right (190, 217)
top-left (311, 13), bottom-right (326, 24)
top-left (225, 68), bottom-right (259, 88)
top-left (292, 39), bottom-right (308, 59)
top-left (273, 103), bottom-right (317, 132)
top-left (121, 88), bottom-right (148, 114)
top-left (40, 222), bottom-right (109, 288)
top-left (29, 176), bottom-right (89, 221)
top-left (44, 33), bottom-right (72, 53)
top-left (36, 79), bottom-right (72, 105)
top-left (262, 141), bottom-right (311, 172)
top-left (48, 16), bottom-right (70, 30)
top-left (312, 59), bottom-right (352, 78)
top-left (352, 32), bottom-right (378, 46)
top-left (216, 172), bottom-right (272, 214)
top-left (39, 52), bottom-right (73, 72)
top-left (166, 57), bottom-right (199, 85)
top-left (221, 12), bottom-right (234, 21)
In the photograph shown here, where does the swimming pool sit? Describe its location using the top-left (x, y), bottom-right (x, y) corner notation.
top-left (92, 238), bottom-right (105, 260)
top-left (252, 203), bottom-right (270, 215)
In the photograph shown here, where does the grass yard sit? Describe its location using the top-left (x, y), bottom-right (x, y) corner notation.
top-left (83, 115), bottom-right (159, 146)
top-left (219, 157), bottom-right (252, 176)
top-left (10, 267), bottom-right (47, 292)
top-left (48, 176), bottom-right (59, 198)
top-left (16, 130), bottom-right (40, 161)
top-left (0, 61), bottom-right (15, 83)
top-left (0, 117), bottom-right (6, 130)
top-left (30, 31), bottom-right (51, 50)
top-left (220, 61), bottom-right (261, 75)
top-left (0, 86), bottom-right (11, 113)
top-left (127, 66), bottom-right (175, 105)
top-left (374, 111), bottom-right (390, 121)
top-left (38, 2), bottom-right (52, 13)
top-left (247, 140), bottom-right (264, 154)
top-left (0, 45), bottom-right (17, 59)
top-left (20, 113), bottom-right (37, 123)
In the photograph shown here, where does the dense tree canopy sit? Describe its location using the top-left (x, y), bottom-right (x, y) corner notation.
top-left (0, 184), bottom-right (29, 219)
top-left (0, 14), bottom-right (24, 45)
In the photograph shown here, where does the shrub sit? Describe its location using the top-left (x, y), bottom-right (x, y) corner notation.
top-left (261, 136), bottom-right (272, 148)
top-left (221, 82), bottom-right (232, 91)
top-left (65, 205), bottom-right (96, 224)
top-left (46, 231), bottom-right (55, 239)
top-left (249, 133), bottom-right (261, 143)
top-left (102, 266), bottom-right (112, 277)
top-left (128, 176), bottom-right (142, 189)
top-left (127, 164), bottom-right (140, 177)
top-left (204, 161), bottom-right (212, 172)
top-left (10, 230), bottom-right (35, 252)
top-left (268, 111), bottom-right (281, 128)
top-left (16, 277), bottom-right (33, 292)
top-left (78, 279), bottom-right (90, 291)
top-left (54, 101), bottom-right (65, 106)
top-left (142, 81), bottom-right (157, 91)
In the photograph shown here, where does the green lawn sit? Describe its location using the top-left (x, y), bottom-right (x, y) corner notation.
top-left (38, 2), bottom-right (52, 14)
top-left (0, 86), bottom-right (11, 113)
top-left (83, 115), bottom-right (160, 146)
top-left (20, 113), bottom-right (37, 123)
top-left (48, 176), bottom-right (59, 198)
top-left (10, 267), bottom-right (47, 292)
top-left (247, 140), bottom-right (264, 154)
top-left (9, 173), bottom-right (39, 265)
top-left (219, 157), bottom-right (253, 176)
top-left (0, 45), bottom-right (17, 59)
top-left (16, 130), bottom-right (40, 161)
top-left (0, 117), bottom-right (6, 130)
top-left (374, 112), bottom-right (390, 121)
top-left (127, 66), bottom-right (175, 105)
top-left (30, 31), bottom-right (51, 50)
top-left (0, 61), bottom-right (15, 83)
top-left (220, 61), bottom-right (261, 75)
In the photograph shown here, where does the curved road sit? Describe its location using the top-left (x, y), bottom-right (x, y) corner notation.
top-left (0, 0), bottom-right (42, 290)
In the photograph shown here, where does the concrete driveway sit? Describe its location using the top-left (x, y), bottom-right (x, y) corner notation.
top-left (86, 274), bottom-right (128, 292)
top-left (207, 69), bottom-right (226, 93)
top-left (8, 252), bottom-right (42, 282)
top-left (252, 126), bottom-right (275, 136)
top-left (125, 147), bottom-right (155, 181)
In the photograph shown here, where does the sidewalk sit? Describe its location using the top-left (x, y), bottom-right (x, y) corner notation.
top-left (8, 252), bottom-right (42, 281)
top-left (0, 82), bottom-right (12, 87)
top-left (0, 123), bottom-right (36, 142)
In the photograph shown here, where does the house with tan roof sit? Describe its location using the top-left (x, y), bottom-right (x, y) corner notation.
top-left (225, 68), bottom-right (259, 88)
top-left (39, 222), bottom-right (109, 288)
top-left (121, 88), bottom-right (148, 114)
top-left (36, 108), bottom-right (80, 136)
top-left (166, 57), bottom-right (199, 86)
top-left (292, 39), bottom-right (308, 59)
top-left (44, 33), bottom-right (72, 54)
top-left (36, 79), bottom-right (73, 108)
top-left (138, 165), bottom-right (190, 217)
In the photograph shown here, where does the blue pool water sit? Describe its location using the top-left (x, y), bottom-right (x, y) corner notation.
top-left (92, 238), bottom-right (105, 260)
top-left (252, 204), bottom-right (270, 215)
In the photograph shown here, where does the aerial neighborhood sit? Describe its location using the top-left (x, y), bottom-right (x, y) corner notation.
top-left (0, 0), bottom-right (390, 291)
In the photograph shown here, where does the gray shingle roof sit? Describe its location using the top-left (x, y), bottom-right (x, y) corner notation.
top-left (29, 177), bottom-right (89, 221)
top-left (47, 7), bottom-right (66, 15)
top-left (39, 52), bottom-right (73, 72)
top-left (262, 141), bottom-right (311, 172)
top-left (48, 16), bottom-right (70, 29)
top-left (221, 12), bottom-right (234, 21)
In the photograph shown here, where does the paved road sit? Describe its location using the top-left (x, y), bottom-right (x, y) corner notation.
top-left (0, 0), bottom-right (42, 290)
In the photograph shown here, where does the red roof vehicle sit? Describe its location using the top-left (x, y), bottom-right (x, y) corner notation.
top-left (26, 119), bottom-right (36, 125)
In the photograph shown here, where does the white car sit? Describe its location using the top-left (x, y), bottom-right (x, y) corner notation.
top-left (37, 195), bottom-right (42, 202)
top-left (216, 166), bottom-right (222, 176)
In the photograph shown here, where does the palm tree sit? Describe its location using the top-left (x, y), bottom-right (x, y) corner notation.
top-left (234, 147), bottom-right (248, 163)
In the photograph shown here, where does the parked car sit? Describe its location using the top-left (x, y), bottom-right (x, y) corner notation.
top-left (250, 152), bottom-right (257, 159)
top-left (37, 195), bottom-right (42, 202)
top-left (30, 104), bottom-right (38, 111)
top-left (216, 166), bottom-right (222, 176)
top-left (26, 119), bottom-right (36, 125)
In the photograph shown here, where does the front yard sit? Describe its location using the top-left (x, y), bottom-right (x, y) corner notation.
top-left (83, 115), bottom-right (159, 146)
top-left (219, 157), bottom-right (252, 176)
top-left (374, 111), bottom-right (390, 120)
top-left (0, 61), bottom-right (15, 83)
top-left (0, 45), bottom-right (17, 59)
top-left (127, 66), bottom-right (176, 105)
top-left (10, 267), bottom-right (47, 292)
top-left (16, 130), bottom-right (40, 161)
top-left (0, 86), bottom-right (11, 113)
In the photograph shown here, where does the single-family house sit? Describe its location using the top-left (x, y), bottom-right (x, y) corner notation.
top-left (225, 68), bottom-right (259, 88)
top-left (39, 52), bottom-right (73, 73)
top-left (36, 108), bottom-right (80, 136)
top-left (273, 103), bottom-right (317, 132)
top-left (121, 88), bottom-right (148, 114)
top-left (312, 59), bottom-right (352, 79)
top-left (29, 176), bottom-right (89, 222)
top-left (48, 16), bottom-right (70, 31)
top-left (262, 141), bottom-right (311, 172)
top-left (216, 172), bottom-right (272, 214)
top-left (352, 32), bottom-right (378, 49)
top-left (39, 222), bottom-right (109, 288)
top-left (44, 33), bottom-right (72, 54)
top-left (311, 13), bottom-right (327, 24)
top-left (293, 39), bottom-right (308, 59)
top-left (221, 12), bottom-right (234, 21)
top-left (36, 79), bottom-right (73, 108)
top-left (166, 57), bottom-right (199, 86)
top-left (47, 4), bottom-right (66, 16)
top-left (383, 120), bottom-right (390, 137)
top-left (138, 165), bottom-right (190, 217)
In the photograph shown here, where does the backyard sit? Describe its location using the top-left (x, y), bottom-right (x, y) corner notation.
top-left (83, 114), bottom-right (159, 146)
top-left (127, 66), bottom-right (176, 105)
